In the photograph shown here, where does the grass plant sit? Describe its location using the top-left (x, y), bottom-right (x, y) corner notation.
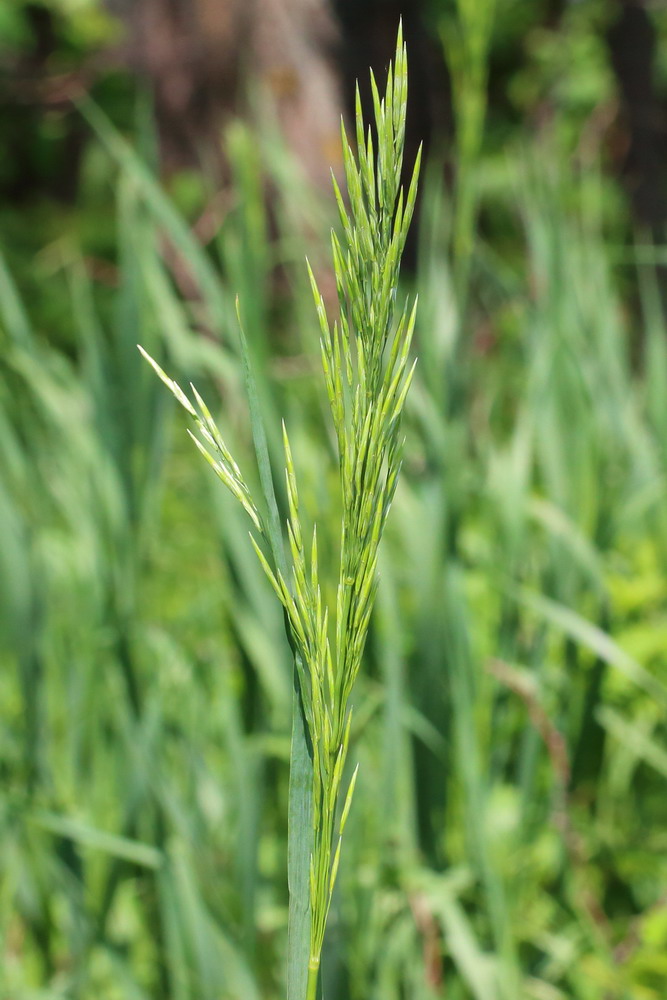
top-left (141, 30), bottom-right (421, 999)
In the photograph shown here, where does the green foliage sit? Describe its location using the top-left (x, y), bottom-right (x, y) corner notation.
top-left (1, 12), bottom-right (667, 1000)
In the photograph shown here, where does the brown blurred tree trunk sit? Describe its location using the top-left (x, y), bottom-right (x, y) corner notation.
top-left (107, 0), bottom-right (344, 188)
top-left (607, 0), bottom-right (667, 239)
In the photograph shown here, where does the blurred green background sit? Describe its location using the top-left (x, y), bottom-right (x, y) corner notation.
top-left (1, 1), bottom-right (667, 998)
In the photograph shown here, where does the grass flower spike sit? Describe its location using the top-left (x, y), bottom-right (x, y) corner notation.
top-left (141, 25), bottom-right (420, 1000)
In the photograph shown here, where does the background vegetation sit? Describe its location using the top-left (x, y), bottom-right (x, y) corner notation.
top-left (1, 2), bottom-right (667, 998)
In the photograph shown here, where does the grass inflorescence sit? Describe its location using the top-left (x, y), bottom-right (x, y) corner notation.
top-left (141, 27), bottom-right (421, 999)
